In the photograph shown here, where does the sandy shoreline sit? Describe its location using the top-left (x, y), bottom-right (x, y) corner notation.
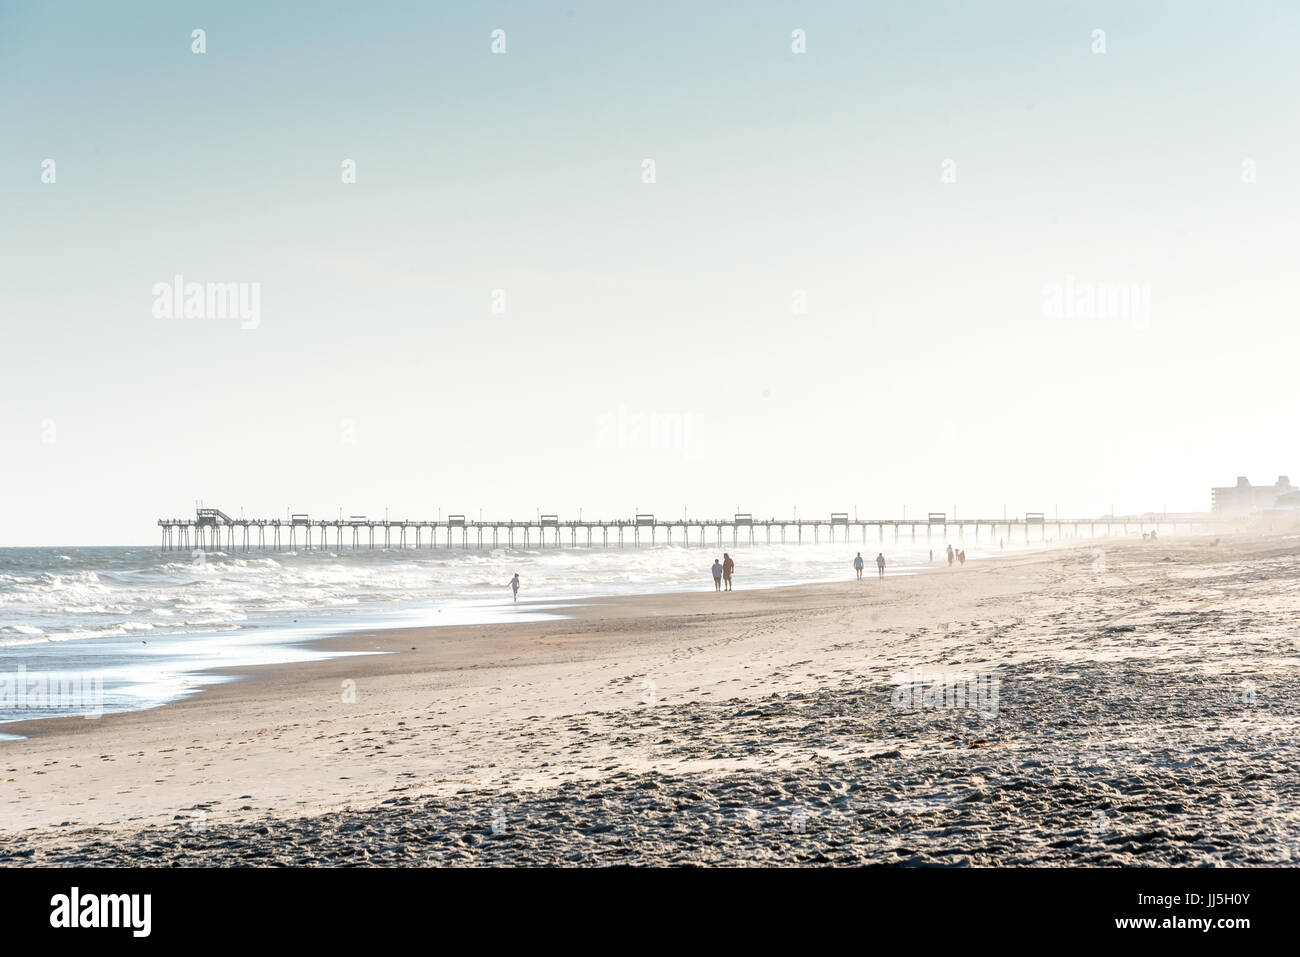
top-left (3, 537), bottom-right (1298, 865)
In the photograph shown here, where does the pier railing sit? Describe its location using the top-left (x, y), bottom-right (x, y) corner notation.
top-left (158, 508), bottom-right (1219, 552)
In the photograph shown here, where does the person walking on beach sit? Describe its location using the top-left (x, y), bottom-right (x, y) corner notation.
top-left (711, 558), bottom-right (723, 591)
top-left (853, 552), bottom-right (865, 580)
top-left (946, 544), bottom-right (955, 567)
top-left (722, 553), bottom-right (735, 591)
top-left (508, 573), bottom-right (520, 601)
top-left (957, 549), bottom-right (966, 566)
top-left (876, 552), bottom-right (886, 579)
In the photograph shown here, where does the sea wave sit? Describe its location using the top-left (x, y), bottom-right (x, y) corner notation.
top-left (0, 540), bottom-right (1004, 649)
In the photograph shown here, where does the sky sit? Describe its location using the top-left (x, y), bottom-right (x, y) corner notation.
top-left (2, 1), bottom-right (1298, 545)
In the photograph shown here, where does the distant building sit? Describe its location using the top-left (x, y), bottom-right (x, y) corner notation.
top-left (1211, 475), bottom-right (1294, 518)
top-left (1271, 490), bottom-right (1300, 511)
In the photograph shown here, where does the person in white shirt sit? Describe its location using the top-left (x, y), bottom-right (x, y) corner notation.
top-left (853, 552), bottom-right (865, 580)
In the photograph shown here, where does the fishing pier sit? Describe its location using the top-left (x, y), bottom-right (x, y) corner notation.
top-left (157, 508), bottom-right (1214, 551)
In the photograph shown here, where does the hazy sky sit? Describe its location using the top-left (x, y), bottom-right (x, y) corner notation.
top-left (3, 1), bottom-right (1298, 545)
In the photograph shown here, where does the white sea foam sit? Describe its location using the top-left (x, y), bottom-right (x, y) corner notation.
top-left (0, 539), bottom-right (1056, 723)
top-left (0, 539), bottom-right (1025, 648)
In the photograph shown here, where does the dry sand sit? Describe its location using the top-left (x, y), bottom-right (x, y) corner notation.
top-left (3, 537), bottom-right (1298, 865)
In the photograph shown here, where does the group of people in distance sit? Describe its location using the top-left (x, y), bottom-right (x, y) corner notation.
top-left (717, 550), bottom-right (897, 592)
top-left (510, 541), bottom-right (975, 602)
top-left (713, 543), bottom-right (978, 591)
top-left (853, 552), bottom-right (887, 580)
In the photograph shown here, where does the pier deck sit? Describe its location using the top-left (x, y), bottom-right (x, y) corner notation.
top-left (157, 508), bottom-right (1216, 551)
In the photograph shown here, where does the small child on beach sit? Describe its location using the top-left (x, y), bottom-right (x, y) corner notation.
top-left (508, 573), bottom-right (520, 601)
top-left (711, 559), bottom-right (723, 591)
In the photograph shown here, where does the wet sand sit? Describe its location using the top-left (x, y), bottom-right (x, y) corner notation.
top-left (3, 537), bottom-right (1298, 865)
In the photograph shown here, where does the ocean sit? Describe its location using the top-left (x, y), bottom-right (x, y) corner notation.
top-left (0, 537), bottom-right (1002, 730)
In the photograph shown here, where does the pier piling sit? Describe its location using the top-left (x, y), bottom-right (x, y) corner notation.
top-left (158, 508), bottom-right (1215, 553)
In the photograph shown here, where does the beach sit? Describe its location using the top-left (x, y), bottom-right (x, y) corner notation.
top-left (2, 537), bottom-right (1298, 866)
